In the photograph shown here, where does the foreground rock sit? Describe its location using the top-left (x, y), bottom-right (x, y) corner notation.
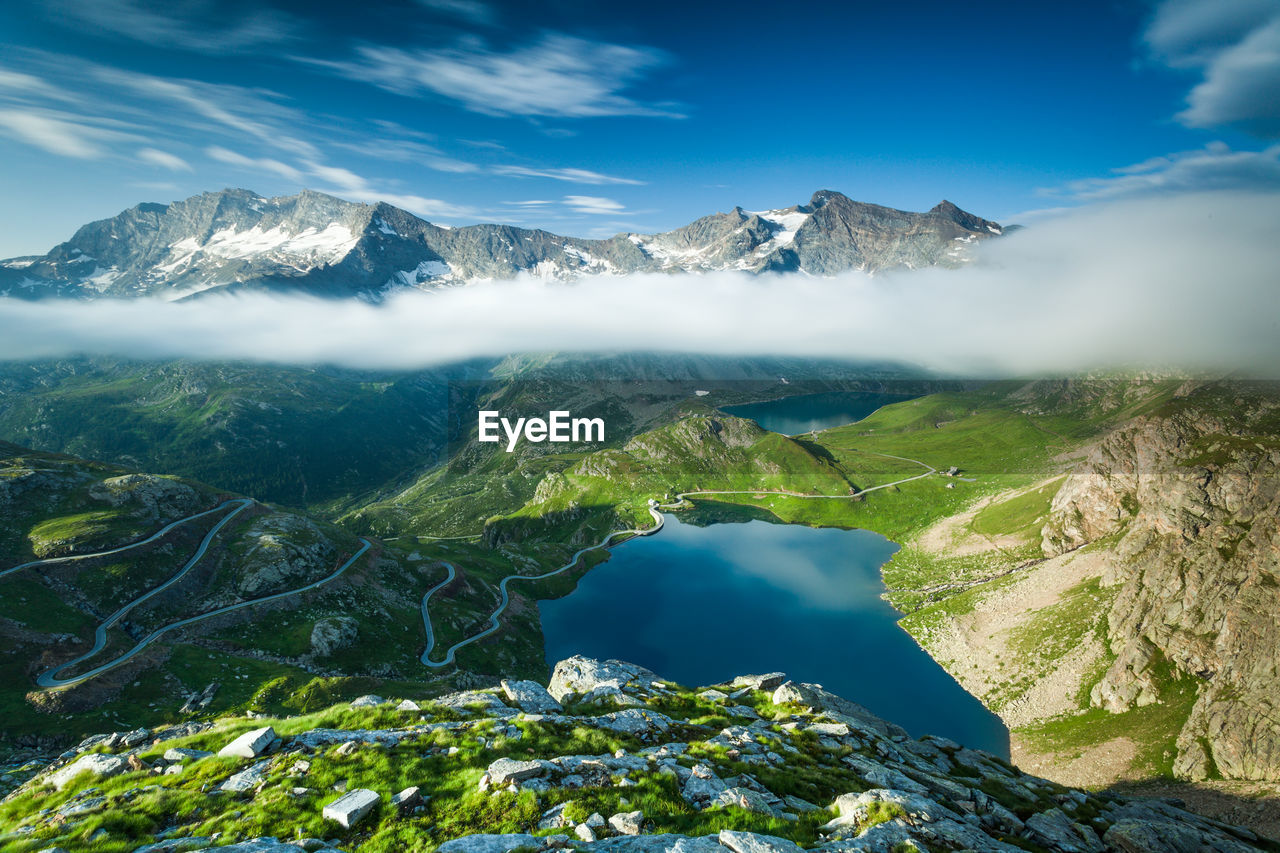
top-left (9, 656), bottom-right (1273, 853)
top-left (322, 788), bottom-right (380, 828)
top-left (217, 727), bottom-right (277, 759)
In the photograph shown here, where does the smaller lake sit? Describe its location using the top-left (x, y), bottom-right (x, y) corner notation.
top-left (722, 390), bottom-right (914, 436)
top-left (540, 514), bottom-right (1009, 757)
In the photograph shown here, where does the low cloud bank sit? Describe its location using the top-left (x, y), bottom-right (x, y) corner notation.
top-left (2, 191), bottom-right (1278, 376)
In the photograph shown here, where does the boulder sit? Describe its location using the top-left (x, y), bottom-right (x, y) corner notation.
top-left (46, 753), bottom-right (127, 790)
top-left (238, 515), bottom-right (335, 597)
top-left (1024, 808), bottom-right (1105, 853)
top-left (485, 757), bottom-right (546, 787)
top-left (501, 679), bottom-right (562, 714)
top-left (713, 787), bottom-right (777, 816)
top-left (163, 747), bottom-right (213, 763)
top-left (391, 785), bottom-right (423, 814)
top-left (771, 681), bottom-right (907, 739)
top-left (349, 694), bottom-right (386, 708)
top-left (548, 656), bottom-right (658, 703)
top-left (1102, 819), bottom-right (1214, 852)
top-left (731, 673), bottom-right (787, 691)
top-left (718, 830), bottom-right (804, 853)
top-left (436, 834), bottom-right (544, 853)
top-left (220, 759), bottom-right (270, 794)
top-left (608, 810), bottom-right (645, 835)
top-left (217, 726), bottom-right (276, 759)
top-left (310, 617), bottom-right (359, 657)
top-left (322, 788), bottom-right (380, 828)
top-left (437, 690), bottom-right (518, 718)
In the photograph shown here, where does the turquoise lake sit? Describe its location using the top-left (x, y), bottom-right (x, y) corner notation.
top-left (540, 513), bottom-right (1009, 757)
top-left (722, 389), bottom-right (915, 435)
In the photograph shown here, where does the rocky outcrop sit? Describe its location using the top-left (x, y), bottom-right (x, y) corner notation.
top-left (87, 474), bottom-right (200, 523)
top-left (8, 656), bottom-right (1271, 852)
top-left (236, 514), bottom-right (335, 597)
top-left (309, 616), bottom-right (359, 657)
top-left (1042, 383), bottom-right (1280, 782)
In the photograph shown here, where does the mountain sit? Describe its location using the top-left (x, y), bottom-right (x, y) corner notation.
top-left (3, 655), bottom-right (1272, 852)
top-left (0, 188), bottom-right (1006, 301)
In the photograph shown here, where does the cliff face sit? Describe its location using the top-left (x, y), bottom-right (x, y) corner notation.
top-left (1042, 384), bottom-right (1280, 782)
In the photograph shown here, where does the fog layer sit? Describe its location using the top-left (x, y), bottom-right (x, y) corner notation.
top-left (2, 192), bottom-right (1277, 375)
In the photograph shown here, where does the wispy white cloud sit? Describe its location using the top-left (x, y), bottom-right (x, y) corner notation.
top-left (94, 67), bottom-right (319, 159)
top-left (0, 108), bottom-right (133, 159)
top-left (322, 33), bottom-right (681, 118)
top-left (1048, 142), bottom-right (1280, 200)
top-left (206, 146), bottom-right (304, 182)
top-left (0, 67), bottom-right (82, 105)
top-left (493, 165), bottom-right (644, 185)
top-left (4, 193), bottom-right (1275, 376)
top-left (563, 195), bottom-right (626, 215)
top-left (39, 0), bottom-right (302, 55)
top-left (137, 147), bottom-right (192, 172)
top-left (414, 0), bottom-right (494, 25)
top-left (1145, 0), bottom-right (1280, 137)
top-left (330, 137), bottom-right (479, 174)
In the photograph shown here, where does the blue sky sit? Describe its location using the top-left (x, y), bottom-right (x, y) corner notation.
top-left (1, 0), bottom-right (1278, 256)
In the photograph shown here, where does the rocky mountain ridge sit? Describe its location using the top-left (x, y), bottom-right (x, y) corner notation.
top-left (0, 189), bottom-right (1005, 301)
top-left (2, 655), bottom-right (1272, 853)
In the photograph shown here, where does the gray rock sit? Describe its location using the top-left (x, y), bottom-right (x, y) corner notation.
top-left (1102, 819), bottom-right (1208, 852)
top-left (576, 824), bottom-right (598, 843)
top-left (47, 753), bottom-right (127, 790)
top-left (199, 840), bottom-right (308, 852)
top-left (486, 757), bottom-right (546, 787)
top-left (163, 747), bottom-right (213, 763)
top-left (436, 834), bottom-right (544, 853)
top-left (217, 726), bottom-right (276, 759)
top-left (592, 708), bottom-right (673, 737)
top-left (718, 829), bottom-right (804, 853)
top-left (396, 699), bottom-right (421, 711)
top-left (1023, 808), bottom-right (1104, 853)
top-left (501, 679), bottom-right (562, 714)
top-left (129, 839), bottom-right (214, 853)
top-left (310, 616), bottom-right (359, 657)
top-left (841, 756), bottom-right (929, 795)
top-left (548, 656), bottom-right (658, 703)
top-left (322, 788), bottom-right (380, 828)
top-left (57, 795), bottom-right (106, 817)
top-left (713, 786), bottom-right (777, 816)
top-left (391, 785), bottom-right (422, 814)
top-left (349, 694), bottom-right (386, 708)
top-left (220, 759), bottom-right (270, 794)
top-left (771, 681), bottom-right (907, 739)
top-left (437, 690), bottom-right (518, 718)
top-left (583, 836), bottom-right (722, 853)
top-left (539, 802), bottom-right (572, 829)
top-left (731, 673), bottom-right (787, 691)
top-left (580, 685), bottom-right (645, 708)
top-left (608, 810), bottom-right (645, 835)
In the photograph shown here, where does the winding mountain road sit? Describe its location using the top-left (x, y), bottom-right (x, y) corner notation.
top-left (419, 502), bottom-right (664, 667)
top-left (37, 537), bottom-right (372, 688)
top-left (0, 499), bottom-right (252, 581)
top-left (1, 497), bottom-right (373, 689)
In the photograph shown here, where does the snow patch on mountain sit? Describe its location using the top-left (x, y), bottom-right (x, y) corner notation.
top-left (167, 223), bottom-right (357, 267)
top-left (751, 209), bottom-right (810, 248)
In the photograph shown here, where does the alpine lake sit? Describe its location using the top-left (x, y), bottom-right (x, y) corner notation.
top-left (540, 391), bottom-right (1010, 757)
